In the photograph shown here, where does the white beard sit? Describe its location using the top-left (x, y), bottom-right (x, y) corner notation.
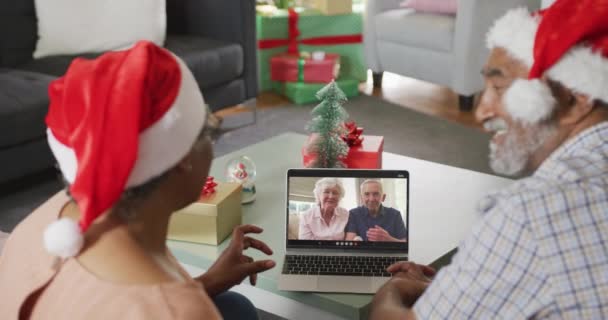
top-left (489, 122), bottom-right (556, 176)
top-left (488, 79), bottom-right (559, 176)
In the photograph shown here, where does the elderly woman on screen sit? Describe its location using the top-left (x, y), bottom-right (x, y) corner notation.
top-left (0, 41), bottom-right (274, 320)
top-left (298, 178), bottom-right (350, 240)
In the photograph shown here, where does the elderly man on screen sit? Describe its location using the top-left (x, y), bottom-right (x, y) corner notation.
top-left (345, 180), bottom-right (407, 243)
top-left (370, 0), bottom-right (608, 318)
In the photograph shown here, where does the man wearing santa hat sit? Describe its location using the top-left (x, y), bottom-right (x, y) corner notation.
top-left (371, 0), bottom-right (608, 318)
top-left (0, 41), bottom-right (273, 319)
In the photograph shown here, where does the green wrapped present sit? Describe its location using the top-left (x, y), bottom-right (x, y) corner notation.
top-left (272, 77), bottom-right (359, 105)
top-left (257, 8), bottom-right (366, 91)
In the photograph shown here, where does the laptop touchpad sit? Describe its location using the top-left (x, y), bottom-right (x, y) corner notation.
top-left (317, 276), bottom-right (374, 293)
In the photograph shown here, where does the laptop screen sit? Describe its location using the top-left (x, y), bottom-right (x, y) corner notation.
top-left (286, 169), bottom-right (409, 252)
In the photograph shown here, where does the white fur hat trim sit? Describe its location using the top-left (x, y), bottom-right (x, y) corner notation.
top-left (486, 7), bottom-right (539, 67)
top-left (547, 46), bottom-right (608, 104)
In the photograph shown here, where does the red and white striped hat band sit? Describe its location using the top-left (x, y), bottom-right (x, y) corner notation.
top-left (485, 0), bottom-right (608, 123)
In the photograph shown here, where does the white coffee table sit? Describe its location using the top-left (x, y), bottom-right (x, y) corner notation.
top-left (168, 132), bottom-right (513, 320)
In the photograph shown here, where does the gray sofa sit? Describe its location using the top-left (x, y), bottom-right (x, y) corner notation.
top-left (0, 0), bottom-right (258, 185)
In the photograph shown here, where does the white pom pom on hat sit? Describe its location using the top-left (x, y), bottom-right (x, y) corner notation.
top-left (503, 79), bottom-right (556, 124)
top-left (43, 218), bottom-right (84, 259)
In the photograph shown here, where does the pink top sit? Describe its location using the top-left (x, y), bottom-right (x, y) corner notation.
top-left (298, 205), bottom-right (349, 240)
top-left (0, 192), bottom-right (221, 320)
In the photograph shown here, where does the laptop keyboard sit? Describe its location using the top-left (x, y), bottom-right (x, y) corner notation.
top-left (282, 255), bottom-right (406, 277)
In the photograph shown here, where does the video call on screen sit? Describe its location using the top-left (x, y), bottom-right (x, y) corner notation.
top-left (287, 176), bottom-right (408, 245)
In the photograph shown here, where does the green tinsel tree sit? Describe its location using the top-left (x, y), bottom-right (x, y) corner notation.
top-left (306, 80), bottom-right (349, 168)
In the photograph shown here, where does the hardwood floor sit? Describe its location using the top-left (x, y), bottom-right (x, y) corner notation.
top-left (215, 71), bottom-right (484, 131)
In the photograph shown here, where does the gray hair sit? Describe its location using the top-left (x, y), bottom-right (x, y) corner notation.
top-left (359, 179), bottom-right (383, 194)
top-left (312, 178), bottom-right (345, 204)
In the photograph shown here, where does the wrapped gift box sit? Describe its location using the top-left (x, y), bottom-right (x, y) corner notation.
top-left (302, 134), bottom-right (383, 168)
top-left (270, 52), bottom-right (340, 83)
top-left (168, 182), bottom-right (242, 245)
top-left (272, 77), bottom-right (359, 105)
top-left (257, 8), bottom-right (366, 91)
top-left (344, 135), bottom-right (384, 168)
top-left (315, 0), bottom-right (352, 15)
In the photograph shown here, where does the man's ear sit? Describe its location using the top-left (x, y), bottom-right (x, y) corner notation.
top-left (381, 194), bottom-right (386, 202)
top-left (559, 92), bottom-right (594, 126)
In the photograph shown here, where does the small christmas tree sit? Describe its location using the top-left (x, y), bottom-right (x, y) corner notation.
top-left (305, 80), bottom-right (349, 168)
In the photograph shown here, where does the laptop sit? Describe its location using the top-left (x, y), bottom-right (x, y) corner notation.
top-left (278, 168), bottom-right (409, 294)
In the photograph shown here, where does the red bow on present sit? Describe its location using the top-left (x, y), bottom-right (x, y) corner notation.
top-left (200, 176), bottom-right (218, 197)
top-left (342, 121), bottom-right (364, 147)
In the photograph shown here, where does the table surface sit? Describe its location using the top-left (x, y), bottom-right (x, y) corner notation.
top-left (168, 132), bottom-right (513, 319)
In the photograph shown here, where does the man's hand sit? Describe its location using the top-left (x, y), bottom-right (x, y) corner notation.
top-left (387, 261), bottom-right (436, 279)
top-left (367, 225), bottom-right (405, 242)
top-left (384, 261), bottom-right (436, 306)
top-left (197, 225), bottom-right (275, 296)
top-left (370, 262), bottom-right (436, 319)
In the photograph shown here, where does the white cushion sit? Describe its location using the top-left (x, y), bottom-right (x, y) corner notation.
top-left (34, 0), bottom-right (166, 59)
top-left (374, 8), bottom-right (455, 53)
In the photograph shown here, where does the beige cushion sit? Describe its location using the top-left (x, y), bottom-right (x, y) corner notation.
top-left (374, 9), bottom-right (455, 52)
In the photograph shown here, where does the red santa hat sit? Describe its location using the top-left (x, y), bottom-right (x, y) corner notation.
top-left (485, 0), bottom-right (608, 123)
top-left (43, 41), bottom-right (207, 258)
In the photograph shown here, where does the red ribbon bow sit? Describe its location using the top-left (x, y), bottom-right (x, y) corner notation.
top-left (258, 8), bottom-right (363, 54)
top-left (342, 121), bottom-right (364, 147)
top-left (200, 176), bottom-right (218, 197)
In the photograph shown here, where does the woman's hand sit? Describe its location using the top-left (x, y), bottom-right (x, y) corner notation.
top-left (197, 225), bottom-right (275, 296)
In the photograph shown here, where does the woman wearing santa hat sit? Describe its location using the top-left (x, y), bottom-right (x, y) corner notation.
top-left (0, 41), bottom-right (273, 319)
top-left (371, 0), bottom-right (608, 318)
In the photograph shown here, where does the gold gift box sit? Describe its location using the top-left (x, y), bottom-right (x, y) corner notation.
top-left (315, 0), bottom-right (352, 15)
top-left (168, 182), bottom-right (242, 245)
